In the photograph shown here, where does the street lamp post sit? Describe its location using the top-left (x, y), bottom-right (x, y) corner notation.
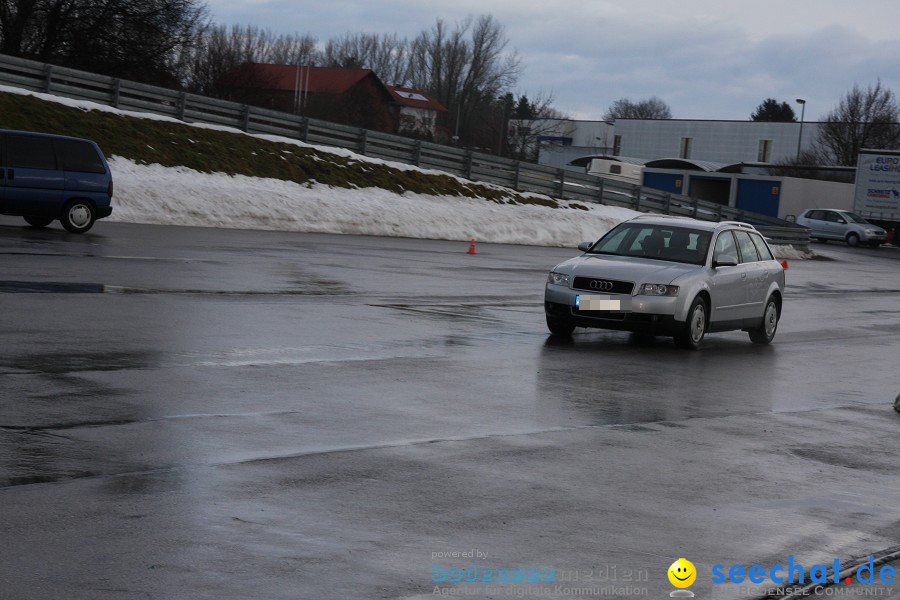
top-left (796, 98), bottom-right (806, 160)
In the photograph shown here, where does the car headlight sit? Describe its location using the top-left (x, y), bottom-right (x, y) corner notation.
top-left (547, 272), bottom-right (569, 286)
top-left (638, 283), bottom-right (679, 297)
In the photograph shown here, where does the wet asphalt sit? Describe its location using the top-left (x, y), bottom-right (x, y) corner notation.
top-left (1, 217), bottom-right (899, 600)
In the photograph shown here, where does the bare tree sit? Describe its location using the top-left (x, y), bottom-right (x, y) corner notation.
top-left (814, 80), bottom-right (900, 166)
top-left (266, 33), bottom-right (318, 66)
top-left (768, 150), bottom-right (856, 183)
top-left (407, 15), bottom-right (520, 145)
top-left (323, 32), bottom-right (410, 85)
top-left (186, 24), bottom-right (319, 98)
top-left (603, 96), bottom-right (672, 120)
top-left (0, 0), bottom-right (209, 86)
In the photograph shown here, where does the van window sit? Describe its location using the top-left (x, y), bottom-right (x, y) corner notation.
top-left (6, 134), bottom-right (56, 169)
top-left (54, 139), bottom-right (106, 174)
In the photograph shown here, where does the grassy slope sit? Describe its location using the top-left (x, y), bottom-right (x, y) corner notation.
top-left (0, 91), bottom-right (587, 211)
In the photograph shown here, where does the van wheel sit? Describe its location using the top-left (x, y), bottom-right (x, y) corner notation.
top-left (60, 200), bottom-right (96, 233)
top-left (24, 216), bottom-right (54, 228)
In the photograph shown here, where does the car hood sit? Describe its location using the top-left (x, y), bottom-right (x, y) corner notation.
top-left (554, 254), bottom-right (701, 284)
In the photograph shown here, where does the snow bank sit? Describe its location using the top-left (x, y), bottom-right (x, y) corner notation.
top-left (107, 158), bottom-right (640, 247)
top-left (769, 245), bottom-right (816, 260)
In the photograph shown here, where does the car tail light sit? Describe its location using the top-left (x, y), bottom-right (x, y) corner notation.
top-left (107, 180), bottom-right (114, 198)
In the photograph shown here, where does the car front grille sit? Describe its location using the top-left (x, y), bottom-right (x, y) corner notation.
top-left (572, 277), bottom-right (634, 295)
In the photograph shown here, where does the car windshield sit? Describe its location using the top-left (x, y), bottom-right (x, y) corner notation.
top-left (588, 224), bottom-right (712, 266)
top-left (843, 212), bottom-right (870, 224)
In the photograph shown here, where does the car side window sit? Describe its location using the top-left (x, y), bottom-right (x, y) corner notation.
top-left (54, 139), bottom-right (106, 174)
top-left (807, 210), bottom-right (825, 220)
top-left (733, 230), bottom-right (760, 263)
top-left (749, 233), bottom-right (774, 261)
top-left (825, 212), bottom-right (845, 223)
top-left (713, 231), bottom-right (737, 263)
top-left (6, 134), bottom-right (56, 170)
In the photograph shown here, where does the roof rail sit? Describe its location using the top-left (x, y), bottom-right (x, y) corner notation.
top-left (718, 221), bottom-right (757, 230)
top-left (630, 214), bottom-right (695, 221)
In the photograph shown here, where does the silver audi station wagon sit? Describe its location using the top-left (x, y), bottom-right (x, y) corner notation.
top-left (544, 216), bottom-right (786, 349)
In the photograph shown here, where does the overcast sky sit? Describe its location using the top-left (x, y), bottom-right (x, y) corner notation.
top-left (202, 0), bottom-right (900, 121)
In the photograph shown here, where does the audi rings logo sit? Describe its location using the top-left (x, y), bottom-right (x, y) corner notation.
top-left (589, 280), bottom-right (615, 291)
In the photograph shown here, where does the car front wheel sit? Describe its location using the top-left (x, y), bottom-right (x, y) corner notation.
top-left (546, 315), bottom-right (575, 336)
top-left (749, 297), bottom-right (779, 344)
top-left (846, 232), bottom-right (860, 247)
top-left (674, 297), bottom-right (707, 350)
top-left (24, 216), bottom-right (54, 228)
top-left (60, 200), bottom-right (96, 233)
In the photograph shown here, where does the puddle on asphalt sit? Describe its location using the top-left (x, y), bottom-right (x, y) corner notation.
top-left (0, 281), bottom-right (105, 293)
top-left (0, 280), bottom-right (351, 296)
top-left (1, 350), bottom-right (161, 374)
top-left (374, 303), bottom-right (502, 323)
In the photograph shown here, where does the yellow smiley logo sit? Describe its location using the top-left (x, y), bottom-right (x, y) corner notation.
top-left (668, 558), bottom-right (696, 588)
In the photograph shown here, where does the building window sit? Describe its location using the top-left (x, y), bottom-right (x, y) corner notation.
top-left (757, 139), bottom-right (772, 162)
top-left (680, 137), bottom-right (692, 159)
top-left (613, 135), bottom-right (622, 156)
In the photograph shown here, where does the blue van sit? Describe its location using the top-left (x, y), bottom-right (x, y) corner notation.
top-left (0, 129), bottom-right (113, 233)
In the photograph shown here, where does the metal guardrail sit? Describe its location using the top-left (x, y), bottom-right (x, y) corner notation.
top-left (755, 226), bottom-right (811, 248)
top-left (0, 53), bottom-right (808, 250)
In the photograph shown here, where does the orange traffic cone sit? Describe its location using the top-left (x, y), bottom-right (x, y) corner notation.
top-left (467, 239), bottom-right (477, 255)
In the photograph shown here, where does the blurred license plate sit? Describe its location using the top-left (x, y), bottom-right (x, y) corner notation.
top-left (576, 294), bottom-right (632, 312)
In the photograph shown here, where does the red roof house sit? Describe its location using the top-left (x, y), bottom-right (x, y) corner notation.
top-left (385, 85), bottom-right (448, 138)
top-left (231, 64), bottom-right (446, 137)
top-left (233, 64), bottom-right (395, 132)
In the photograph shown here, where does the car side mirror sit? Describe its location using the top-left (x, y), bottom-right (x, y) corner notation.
top-left (837, 219), bottom-right (846, 224)
top-left (577, 241), bottom-right (592, 252)
top-left (713, 254), bottom-right (738, 268)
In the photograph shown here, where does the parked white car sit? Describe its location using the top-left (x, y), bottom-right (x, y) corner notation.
top-left (795, 209), bottom-right (887, 247)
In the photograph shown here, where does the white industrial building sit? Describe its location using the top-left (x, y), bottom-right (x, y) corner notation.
top-left (524, 118), bottom-right (862, 220)
top-left (535, 118), bottom-right (823, 170)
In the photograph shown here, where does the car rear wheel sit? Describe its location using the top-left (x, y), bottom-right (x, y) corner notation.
top-left (749, 297), bottom-right (779, 344)
top-left (546, 315), bottom-right (575, 336)
top-left (846, 232), bottom-right (860, 247)
top-left (674, 297), bottom-right (707, 350)
top-left (24, 216), bottom-right (54, 228)
top-left (60, 200), bottom-right (96, 234)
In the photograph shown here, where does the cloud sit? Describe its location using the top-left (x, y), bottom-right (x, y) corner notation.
top-left (203, 0), bottom-right (900, 121)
